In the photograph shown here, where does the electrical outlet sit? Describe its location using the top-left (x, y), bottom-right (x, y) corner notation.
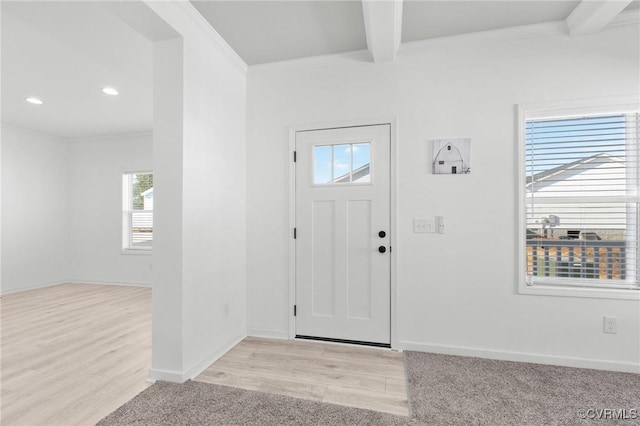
top-left (603, 316), bottom-right (618, 334)
top-left (224, 303), bottom-right (230, 318)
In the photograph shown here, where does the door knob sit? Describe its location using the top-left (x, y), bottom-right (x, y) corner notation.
top-left (378, 231), bottom-right (386, 238)
top-left (378, 246), bottom-right (386, 253)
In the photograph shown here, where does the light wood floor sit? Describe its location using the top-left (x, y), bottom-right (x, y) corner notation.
top-left (195, 336), bottom-right (409, 416)
top-left (1, 283), bottom-right (152, 426)
top-left (1, 284), bottom-right (408, 423)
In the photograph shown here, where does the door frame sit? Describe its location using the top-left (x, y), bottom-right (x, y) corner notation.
top-left (288, 117), bottom-right (399, 349)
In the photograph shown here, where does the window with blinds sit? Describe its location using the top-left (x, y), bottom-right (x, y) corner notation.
top-left (122, 172), bottom-right (153, 251)
top-left (525, 113), bottom-right (639, 289)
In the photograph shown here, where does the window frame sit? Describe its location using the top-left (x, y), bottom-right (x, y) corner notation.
top-left (122, 171), bottom-right (153, 255)
top-left (517, 96), bottom-right (640, 300)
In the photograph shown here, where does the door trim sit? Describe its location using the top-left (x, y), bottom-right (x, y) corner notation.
top-left (288, 117), bottom-right (399, 349)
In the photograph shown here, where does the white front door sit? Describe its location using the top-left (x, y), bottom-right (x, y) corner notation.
top-left (295, 124), bottom-right (391, 345)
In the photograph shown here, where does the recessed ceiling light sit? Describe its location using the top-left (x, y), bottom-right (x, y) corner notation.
top-left (102, 87), bottom-right (119, 96)
top-left (25, 97), bottom-right (43, 105)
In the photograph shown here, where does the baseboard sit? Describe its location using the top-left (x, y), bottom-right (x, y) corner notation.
top-left (147, 367), bottom-right (185, 383)
top-left (0, 280), bottom-right (67, 296)
top-left (247, 328), bottom-right (289, 340)
top-left (148, 329), bottom-right (246, 383)
top-left (183, 329), bottom-right (247, 380)
top-left (1, 279), bottom-right (152, 296)
top-left (398, 340), bottom-right (640, 374)
top-left (67, 279), bottom-right (152, 288)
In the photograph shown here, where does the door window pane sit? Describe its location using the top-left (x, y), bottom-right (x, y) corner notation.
top-left (333, 144), bottom-right (351, 183)
top-left (313, 146), bottom-right (332, 184)
top-left (352, 143), bottom-right (371, 183)
top-left (313, 142), bottom-right (371, 184)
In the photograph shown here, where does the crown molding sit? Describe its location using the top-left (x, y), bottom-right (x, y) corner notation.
top-left (248, 48), bottom-right (371, 70)
top-left (251, 9), bottom-right (638, 69)
top-left (1, 123), bottom-right (153, 143)
top-left (1, 123), bottom-right (67, 143)
top-left (399, 9), bottom-right (637, 56)
top-left (144, 0), bottom-right (247, 75)
top-left (250, 20), bottom-right (574, 69)
top-left (177, 1), bottom-right (248, 74)
top-left (608, 8), bottom-right (640, 28)
top-left (399, 20), bottom-right (569, 57)
top-left (66, 130), bottom-right (154, 143)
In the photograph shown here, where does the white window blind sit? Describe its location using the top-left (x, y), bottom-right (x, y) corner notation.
top-left (123, 172), bottom-right (153, 251)
top-left (525, 113), bottom-right (639, 289)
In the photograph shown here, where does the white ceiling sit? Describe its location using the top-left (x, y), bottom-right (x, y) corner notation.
top-left (402, 1), bottom-right (580, 42)
top-left (191, 1), bottom-right (368, 65)
top-left (1, 1), bottom-right (154, 139)
top-left (192, 0), bottom-right (596, 65)
top-left (2, 1), bottom-right (636, 138)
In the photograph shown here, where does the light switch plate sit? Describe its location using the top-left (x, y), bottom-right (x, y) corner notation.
top-left (414, 217), bottom-right (435, 233)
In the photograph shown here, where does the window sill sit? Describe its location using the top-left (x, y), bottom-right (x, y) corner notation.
top-left (519, 282), bottom-right (640, 300)
top-left (121, 249), bottom-right (152, 256)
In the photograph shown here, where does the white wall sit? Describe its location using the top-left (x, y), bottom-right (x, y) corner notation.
top-left (1, 129), bottom-right (153, 294)
top-left (145, 2), bottom-right (247, 382)
top-left (152, 37), bottom-right (185, 377)
top-left (1, 125), bottom-right (69, 293)
top-left (246, 23), bottom-right (640, 371)
top-left (68, 133), bottom-right (153, 286)
top-left (181, 31), bottom-right (247, 374)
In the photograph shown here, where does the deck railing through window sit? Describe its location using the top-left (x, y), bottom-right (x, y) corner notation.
top-left (526, 239), bottom-right (626, 280)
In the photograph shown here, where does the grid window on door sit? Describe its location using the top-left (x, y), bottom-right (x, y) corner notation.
top-left (313, 143), bottom-right (371, 184)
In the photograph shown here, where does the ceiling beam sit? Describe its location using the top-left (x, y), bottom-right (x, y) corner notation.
top-left (362, 0), bottom-right (403, 63)
top-left (566, 0), bottom-right (633, 36)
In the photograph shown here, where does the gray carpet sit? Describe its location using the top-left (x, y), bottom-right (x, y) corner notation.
top-left (99, 351), bottom-right (640, 425)
top-left (405, 352), bottom-right (640, 426)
